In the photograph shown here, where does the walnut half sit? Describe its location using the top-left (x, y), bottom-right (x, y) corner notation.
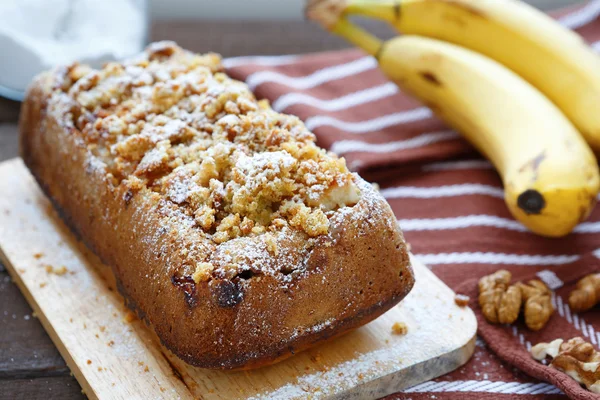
top-left (532, 337), bottom-right (600, 394)
top-left (478, 270), bottom-right (522, 324)
top-left (518, 280), bottom-right (554, 331)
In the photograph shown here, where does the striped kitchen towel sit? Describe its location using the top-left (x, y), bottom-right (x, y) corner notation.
top-left (225, 1), bottom-right (600, 399)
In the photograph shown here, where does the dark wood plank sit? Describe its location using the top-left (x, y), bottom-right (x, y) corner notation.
top-left (0, 376), bottom-right (84, 400)
top-left (0, 271), bottom-right (69, 379)
top-left (150, 18), bottom-right (394, 57)
top-left (0, 98), bottom-right (20, 124)
top-left (0, 124), bottom-right (18, 162)
top-left (0, 19), bottom-right (394, 125)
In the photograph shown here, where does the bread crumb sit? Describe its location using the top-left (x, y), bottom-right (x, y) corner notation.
top-left (124, 311), bottom-right (137, 323)
top-left (358, 373), bottom-right (364, 380)
top-left (95, 334), bottom-right (99, 338)
top-left (107, 340), bottom-right (115, 346)
top-left (138, 361), bottom-right (144, 366)
top-left (39, 282), bottom-right (47, 288)
top-left (99, 326), bottom-right (106, 332)
top-left (33, 253), bottom-right (44, 259)
top-left (69, 318), bottom-right (73, 323)
top-left (144, 365), bottom-right (149, 372)
top-left (97, 367), bottom-right (103, 371)
top-left (87, 360), bottom-right (92, 365)
top-left (54, 266), bottom-right (68, 275)
top-left (454, 294), bottom-right (470, 307)
top-left (391, 322), bottom-right (408, 335)
top-left (45, 265), bottom-right (68, 275)
top-left (160, 387), bottom-right (166, 393)
top-left (18, 268), bottom-right (25, 274)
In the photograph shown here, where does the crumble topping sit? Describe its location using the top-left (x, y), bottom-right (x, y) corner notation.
top-left (50, 41), bottom-right (361, 281)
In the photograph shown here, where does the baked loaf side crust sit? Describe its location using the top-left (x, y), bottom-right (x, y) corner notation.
top-left (19, 43), bottom-right (414, 369)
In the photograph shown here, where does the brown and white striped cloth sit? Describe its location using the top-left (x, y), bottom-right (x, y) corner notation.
top-left (225, 2), bottom-right (600, 399)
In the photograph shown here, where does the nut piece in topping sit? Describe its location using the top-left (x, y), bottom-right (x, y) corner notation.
top-left (569, 273), bottom-right (600, 313)
top-left (192, 262), bottom-right (215, 283)
top-left (518, 279), bottom-right (554, 331)
top-left (532, 337), bottom-right (600, 393)
top-left (478, 270), bottom-right (521, 324)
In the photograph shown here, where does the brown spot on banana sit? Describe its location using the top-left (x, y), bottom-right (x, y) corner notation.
top-left (442, 12), bottom-right (468, 27)
top-left (393, 1), bottom-right (401, 21)
top-left (518, 151), bottom-right (546, 182)
top-left (517, 189), bottom-right (546, 215)
top-left (419, 71), bottom-right (442, 86)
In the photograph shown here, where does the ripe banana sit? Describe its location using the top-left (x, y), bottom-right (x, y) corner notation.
top-left (305, 12), bottom-right (600, 237)
top-left (307, 0), bottom-right (600, 152)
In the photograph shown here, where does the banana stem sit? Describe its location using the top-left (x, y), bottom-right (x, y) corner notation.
top-left (345, 0), bottom-right (402, 23)
top-left (331, 18), bottom-right (384, 57)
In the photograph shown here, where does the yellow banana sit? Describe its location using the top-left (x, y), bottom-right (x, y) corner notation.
top-left (305, 13), bottom-right (600, 237)
top-left (308, 0), bottom-right (600, 152)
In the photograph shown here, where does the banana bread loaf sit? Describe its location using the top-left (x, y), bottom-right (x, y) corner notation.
top-left (19, 41), bottom-right (414, 369)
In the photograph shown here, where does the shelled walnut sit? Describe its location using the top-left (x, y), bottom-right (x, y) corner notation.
top-left (532, 337), bottom-right (600, 393)
top-left (478, 270), bottom-right (553, 330)
top-left (569, 273), bottom-right (600, 313)
top-left (478, 270), bottom-right (522, 324)
top-left (518, 280), bottom-right (554, 331)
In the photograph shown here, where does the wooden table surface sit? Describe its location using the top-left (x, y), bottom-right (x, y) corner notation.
top-left (0, 19), bottom-right (396, 399)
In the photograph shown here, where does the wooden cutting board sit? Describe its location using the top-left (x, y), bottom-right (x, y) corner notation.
top-left (0, 158), bottom-right (477, 400)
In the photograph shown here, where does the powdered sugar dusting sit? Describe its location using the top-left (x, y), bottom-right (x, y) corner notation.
top-left (38, 42), bottom-right (407, 286)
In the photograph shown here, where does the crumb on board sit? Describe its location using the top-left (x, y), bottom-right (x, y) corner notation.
top-left (454, 294), bottom-right (470, 307)
top-left (33, 253), bottom-right (44, 259)
top-left (39, 282), bottom-right (47, 288)
top-left (97, 367), bottom-right (103, 372)
top-left (18, 268), bottom-right (25, 274)
top-left (144, 365), bottom-right (150, 372)
top-left (87, 360), bottom-right (92, 365)
top-left (44, 265), bottom-right (68, 275)
top-left (69, 318), bottom-right (73, 323)
top-left (107, 340), bottom-right (115, 346)
top-left (124, 311), bottom-right (137, 323)
top-left (95, 334), bottom-right (99, 339)
top-left (160, 387), bottom-right (166, 393)
top-left (99, 326), bottom-right (106, 332)
top-left (138, 361), bottom-right (144, 366)
top-left (391, 322), bottom-right (408, 335)
top-left (54, 266), bottom-right (68, 275)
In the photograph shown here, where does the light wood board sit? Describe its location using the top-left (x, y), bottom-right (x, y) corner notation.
top-left (0, 158), bottom-right (477, 400)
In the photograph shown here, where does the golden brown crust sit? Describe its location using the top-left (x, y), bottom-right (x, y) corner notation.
top-left (19, 46), bottom-right (414, 369)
